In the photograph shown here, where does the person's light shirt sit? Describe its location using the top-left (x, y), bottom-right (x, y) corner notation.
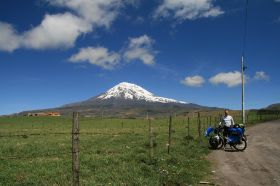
top-left (220, 115), bottom-right (235, 127)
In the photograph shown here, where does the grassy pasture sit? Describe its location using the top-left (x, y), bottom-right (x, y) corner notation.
top-left (0, 116), bottom-right (210, 186)
top-left (0, 112), bottom-right (278, 185)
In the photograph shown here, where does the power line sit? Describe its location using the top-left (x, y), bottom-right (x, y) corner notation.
top-left (242, 0), bottom-right (249, 58)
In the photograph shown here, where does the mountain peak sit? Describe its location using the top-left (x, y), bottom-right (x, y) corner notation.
top-left (115, 82), bottom-right (137, 87)
top-left (97, 82), bottom-right (187, 104)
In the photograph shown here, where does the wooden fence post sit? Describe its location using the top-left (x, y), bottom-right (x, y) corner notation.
top-left (148, 119), bottom-right (153, 160)
top-left (202, 118), bottom-right (205, 134)
top-left (72, 112), bottom-right (80, 186)
top-left (197, 112), bottom-right (201, 138)
top-left (168, 115), bottom-right (172, 154)
top-left (214, 117), bottom-right (217, 127)
top-left (187, 117), bottom-right (190, 139)
top-left (203, 118), bottom-right (206, 133)
top-left (219, 114), bottom-right (222, 126)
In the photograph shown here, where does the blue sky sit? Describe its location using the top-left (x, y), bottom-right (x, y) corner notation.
top-left (0, 0), bottom-right (279, 115)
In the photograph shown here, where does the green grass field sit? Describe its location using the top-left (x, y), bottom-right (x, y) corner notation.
top-left (0, 112), bottom-right (279, 185)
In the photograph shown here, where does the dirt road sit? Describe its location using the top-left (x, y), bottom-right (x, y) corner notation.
top-left (209, 120), bottom-right (280, 186)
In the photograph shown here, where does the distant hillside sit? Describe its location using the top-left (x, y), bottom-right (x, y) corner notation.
top-left (266, 103), bottom-right (280, 110)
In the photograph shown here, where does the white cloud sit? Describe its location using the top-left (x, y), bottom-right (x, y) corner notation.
top-left (209, 71), bottom-right (242, 87)
top-left (69, 35), bottom-right (157, 69)
top-left (0, 13), bottom-right (91, 51)
top-left (0, 22), bottom-right (21, 52)
top-left (69, 47), bottom-right (120, 70)
top-left (123, 35), bottom-right (156, 65)
top-left (22, 13), bottom-right (92, 49)
top-left (153, 0), bottom-right (224, 21)
top-left (181, 75), bottom-right (205, 87)
top-left (45, 0), bottom-right (124, 28)
top-left (0, 0), bottom-right (129, 52)
top-left (254, 71), bottom-right (269, 81)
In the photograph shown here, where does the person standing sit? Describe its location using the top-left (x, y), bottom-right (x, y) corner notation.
top-left (219, 109), bottom-right (235, 147)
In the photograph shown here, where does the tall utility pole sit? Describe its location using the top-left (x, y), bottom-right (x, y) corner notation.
top-left (241, 56), bottom-right (245, 125)
top-left (241, 0), bottom-right (249, 125)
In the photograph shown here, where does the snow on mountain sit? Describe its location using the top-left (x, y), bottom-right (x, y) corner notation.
top-left (97, 82), bottom-right (187, 104)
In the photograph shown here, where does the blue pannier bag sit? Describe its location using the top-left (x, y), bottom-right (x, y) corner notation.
top-left (228, 127), bottom-right (243, 143)
top-left (205, 127), bottom-right (214, 137)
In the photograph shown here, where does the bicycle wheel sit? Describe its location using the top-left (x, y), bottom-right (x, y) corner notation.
top-left (233, 137), bottom-right (247, 151)
top-left (217, 136), bottom-right (224, 149)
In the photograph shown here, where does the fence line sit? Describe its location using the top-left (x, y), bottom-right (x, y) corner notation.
top-left (167, 115), bottom-right (172, 154)
top-left (72, 112), bottom-right (80, 186)
top-left (0, 112), bottom-right (279, 185)
top-left (0, 131), bottom-right (147, 138)
top-left (0, 145), bottom-right (141, 161)
top-left (0, 151), bottom-right (71, 160)
top-left (148, 119), bottom-right (153, 160)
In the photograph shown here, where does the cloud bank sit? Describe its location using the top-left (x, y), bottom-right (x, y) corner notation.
top-left (45, 0), bottom-right (123, 28)
top-left (182, 70), bottom-right (270, 88)
top-left (153, 0), bottom-right (224, 21)
top-left (0, 0), bottom-right (127, 52)
top-left (0, 22), bottom-right (21, 52)
top-left (69, 35), bottom-right (157, 70)
top-left (23, 13), bottom-right (92, 50)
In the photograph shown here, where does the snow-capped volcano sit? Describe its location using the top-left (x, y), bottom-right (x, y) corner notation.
top-left (97, 82), bottom-right (187, 104)
top-left (22, 82), bottom-right (215, 117)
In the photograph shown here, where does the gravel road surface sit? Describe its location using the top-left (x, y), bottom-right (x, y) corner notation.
top-left (209, 120), bottom-right (280, 186)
